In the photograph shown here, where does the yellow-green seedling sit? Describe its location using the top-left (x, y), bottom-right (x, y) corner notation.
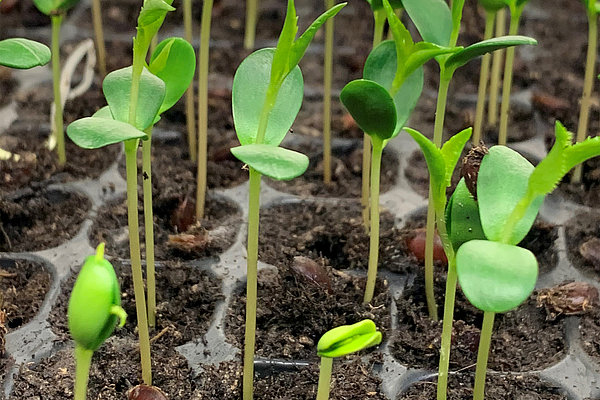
top-left (68, 243), bottom-right (127, 400)
top-left (573, 0), bottom-right (600, 182)
top-left (230, 1), bottom-right (346, 398)
top-left (67, 0), bottom-right (191, 386)
top-left (316, 320), bottom-right (382, 400)
top-left (33, 0), bottom-right (81, 165)
top-left (446, 121), bottom-right (600, 400)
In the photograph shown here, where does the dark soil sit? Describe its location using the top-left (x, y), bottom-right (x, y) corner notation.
top-left (257, 200), bottom-right (416, 273)
top-left (564, 211), bottom-right (600, 277)
top-left (9, 339), bottom-right (197, 399)
top-left (391, 270), bottom-right (567, 372)
top-left (580, 308), bottom-right (600, 364)
top-left (554, 157), bottom-right (600, 208)
top-left (196, 356), bottom-right (385, 399)
top-left (398, 373), bottom-right (568, 400)
top-left (266, 140), bottom-right (399, 198)
top-left (0, 69), bottom-right (17, 107)
top-left (404, 150), bottom-right (463, 198)
top-left (294, 98), bottom-right (364, 139)
top-left (0, 188), bottom-right (90, 252)
top-left (0, 0), bottom-right (50, 31)
top-left (224, 265), bottom-right (390, 360)
top-left (50, 260), bottom-right (223, 347)
top-left (0, 258), bottom-right (51, 331)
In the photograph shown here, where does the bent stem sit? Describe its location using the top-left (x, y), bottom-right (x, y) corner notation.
top-left (74, 345), bottom-right (93, 400)
top-left (323, 0), bottom-right (334, 185)
top-left (472, 311), bottom-right (496, 400)
top-left (91, 0), bottom-right (106, 77)
top-left (488, 8), bottom-right (506, 125)
top-left (51, 14), bottom-right (66, 165)
top-left (184, 0), bottom-right (196, 161)
top-left (316, 357), bottom-right (334, 400)
top-left (196, 0), bottom-right (214, 220)
top-left (142, 131), bottom-right (156, 327)
top-left (473, 11), bottom-right (496, 144)
top-left (244, 0), bottom-right (258, 50)
top-left (573, 10), bottom-right (598, 183)
top-left (498, 6), bottom-right (523, 145)
top-left (364, 138), bottom-right (383, 304)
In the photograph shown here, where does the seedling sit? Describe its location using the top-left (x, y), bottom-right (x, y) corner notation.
top-left (488, 8), bottom-right (507, 126)
top-left (322, 0), bottom-right (335, 185)
top-left (448, 121), bottom-right (600, 399)
top-left (573, 0), bottom-right (600, 182)
top-left (183, 0), bottom-right (195, 161)
top-left (91, 0), bottom-right (106, 76)
top-left (68, 243), bottom-right (127, 400)
top-left (315, 319), bottom-right (382, 400)
top-left (33, 0), bottom-right (81, 165)
top-left (245, 0), bottom-right (258, 49)
top-left (230, 1), bottom-right (345, 397)
top-left (402, 0), bottom-right (536, 336)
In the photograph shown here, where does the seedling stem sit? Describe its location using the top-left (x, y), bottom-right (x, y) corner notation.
top-left (488, 8), bottom-right (506, 125)
top-left (91, 0), bottom-right (106, 77)
top-left (472, 310), bottom-right (495, 400)
top-left (184, 0), bottom-right (196, 161)
top-left (316, 357), bottom-right (334, 400)
top-left (323, 0), bottom-right (334, 185)
top-left (74, 345), bottom-right (93, 400)
top-left (245, 0), bottom-right (258, 49)
top-left (142, 131), bottom-right (157, 327)
top-left (51, 14), bottom-right (66, 165)
top-left (196, 0), bottom-right (213, 220)
top-left (473, 11), bottom-right (496, 144)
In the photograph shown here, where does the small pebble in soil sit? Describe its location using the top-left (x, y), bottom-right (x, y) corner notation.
top-left (537, 282), bottom-right (599, 320)
top-left (127, 385), bottom-right (168, 400)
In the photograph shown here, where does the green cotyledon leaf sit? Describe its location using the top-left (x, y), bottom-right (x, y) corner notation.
top-left (446, 178), bottom-right (486, 250)
top-left (67, 117), bottom-right (148, 149)
top-left (0, 38), bottom-right (51, 69)
top-left (402, 0), bottom-right (452, 46)
top-left (317, 319), bottom-right (382, 358)
top-left (230, 144), bottom-right (309, 180)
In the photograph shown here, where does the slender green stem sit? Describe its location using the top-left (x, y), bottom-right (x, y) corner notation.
top-left (323, 0), bottom-right (334, 185)
top-left (436, 256), bottom-right (458, 400)
top-left (316, 357), bottom-right (334, 400)
top-left (195, 0), bottom-right (214, 220)
top-left (51, 14), bottom-right (65, 165)
top-left (244, 0), bottom-right (258, 50)
top-left (472, 311), bottom-right (496, 400)
top-left (498, 6), bottom-right (522, 145)
top-left (573, 11), bottom-right (598, 183)
top-left (142, 132), bottom-right (156, 327)
top-left (488, 8), bottom-right (506, 125)
top-left (364, 139), bottom-right (383, 304)
top-left (91, 0), bottom-right (106, 77)
top-left (183, 0), bottom-right (196, 161)
top-left (74, 345), bottom-right (93, 400)
top-left (473, 11), bottom-right (496, 145)
top-left (387, 8), bottom-right (403, 40)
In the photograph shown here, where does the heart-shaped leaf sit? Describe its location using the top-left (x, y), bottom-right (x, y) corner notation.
top-left (0, 38), bottom-right (51, 69)
top-left (103, 66), bottom-right (166, 130)
top-left (67, 117), bottom-right (148, 149)
top-left (456, 240), bottom-right (538, 313)
top-left (446, 179), bottom-right (486, 250)
top-left (445, 35), bottom-right (537, 71)
top-left (149, 37), bottom-right (196, 114)
top-left (477, 146), bottom-right (542, 245)
top-left (233, 48), bottom-right (304, 146)
top-left (340, 79), bottom-right (397, 142)
top-left (402, 0), bottom-right (452, 46)
top-left (317, 319), bottom-right (382, 358)
top-left (230, 144), bottom-right (309, 180)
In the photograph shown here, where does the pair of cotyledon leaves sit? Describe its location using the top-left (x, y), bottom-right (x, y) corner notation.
top-left (230, 0), bottom-right (345, 181)
top-left (33, 0), bottom-right (79, 15)
top-left (67, 37), bottom-right (195, 149)
top-left (0, 38), bottom-right (51, 69)
top-left (317, 319), bottom-right (382, 358)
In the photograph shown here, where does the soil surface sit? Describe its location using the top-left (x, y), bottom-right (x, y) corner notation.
top-left (580, 307), bottom-right (600, 364)
top-left (398, 373), bottom-right (568, 400)
top-left (196, 356), bottom-right (385, 399)
top-left (391, 270), bottom-right (567, 372)
top-left (0, 188), bottom-right (90, 252)
top-left (267, 139), bottom-right (399, 198)
top-left (257, 200), bottom-right (417, 273)
top-left (224, 265), bottom-right (390, 360)
top-left (50, 260), bottom-right (223, 348)
top-left (554, 157), bottom-right (600, 208)
top-left (564, 211), bottom-right (600, 277)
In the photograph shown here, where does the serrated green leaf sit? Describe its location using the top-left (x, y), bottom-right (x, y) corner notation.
top-left (405, 127), bottom-right (445, 193)
top-left (381, 0), bottom-right (412, 65)
top-left (340, 79), bottom-right (397, 142)
top-left (0, 38), bottom-right (51, 69)
top-left (402, 0), bottom-right (452, 46)
top-left (440, 127), bottom-right (472, 187)
top-left (445, 35), bottom-right (537, 71)
top-left (456, 240), bottom-right (538, 313)
top-left (527, 121), bottom-right (571, 196)
top-left (446, 179), bottom-right (486, 250)
top-left (230, 144), bottom-right (309, 180)
top-left (317, 320), bottom-right (382, 358)
top-left (103, 66), bottom-right (166, 130)
top-left (563, 136), bottom-right (600, 173)
top-left (67, 117), bottom-right (148, 149)
top-left (149, 37), bottom-right (196, 114)
top-left (232, 48), bottom-right (304, 146)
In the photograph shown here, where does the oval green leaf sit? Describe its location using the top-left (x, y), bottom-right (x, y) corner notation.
top-left (478, 0), bottom-right (506, 12)
top-left (230, 144), bottom-right (309, 181)
top-left (446, 179), bottom-right (486, 250)
top-left (0, 38), bottom-right (51, 69)
top-left (103, 66), bottom-right (166, 130)
top-left (233, 48), bottom-right (304, 146)
top-left (445, 35), bottom-right (537, 71)
top-left (317, 319), bottom-right (382, 358)
top-left (456, 240), bottom-right (538, 313)
top-left (477, 146), bottom-right (542, 245)
top-left (149, 37), bottom-right (196, 114)
top-left (67, 117), bottom-right (148, 149)
top-left (402, 0), bottom-right (452, 46)
top-left (340, 79), bottom-right (397, 142)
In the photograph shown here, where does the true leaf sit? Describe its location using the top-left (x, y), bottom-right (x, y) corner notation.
top-left (402, 0), bottom-right (452, 46)
top-left (440, 127), bottom-right (472, 187)
top-left (0, 38), bottom-right (51, 69)
top-left (317, 320), bottom-right (382, 358)
top-left (134, 0), bottom-right (175, 56)
top-left (404, 127), bottom-right (445, 194)
top-left (103, 66), bottom-right (166, 130)
top-left (232, 48), bottom-right (304, 146)
top-left (67, 117), bottom-right (148, 149)
top-left (446, 179), bottom-right (486, 250)
top-left (271, 0), bottom-right (298, 83)
top-left (563, 136), bottom-right (600, 174)
top-left (149, 37), bottom-right (196, 114)
top-left (230, 144), bottom-right (309, 180)
top-left (340, 79), bottom-right (397, 142)
top-left (477, 146), bottom-right (542, 245)
top-left (527, 121), bottom-right (570, 196)
top-left (456, 240), bottom-right (538, 313)
top-left (445, 35), bottom-right (537, 71)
